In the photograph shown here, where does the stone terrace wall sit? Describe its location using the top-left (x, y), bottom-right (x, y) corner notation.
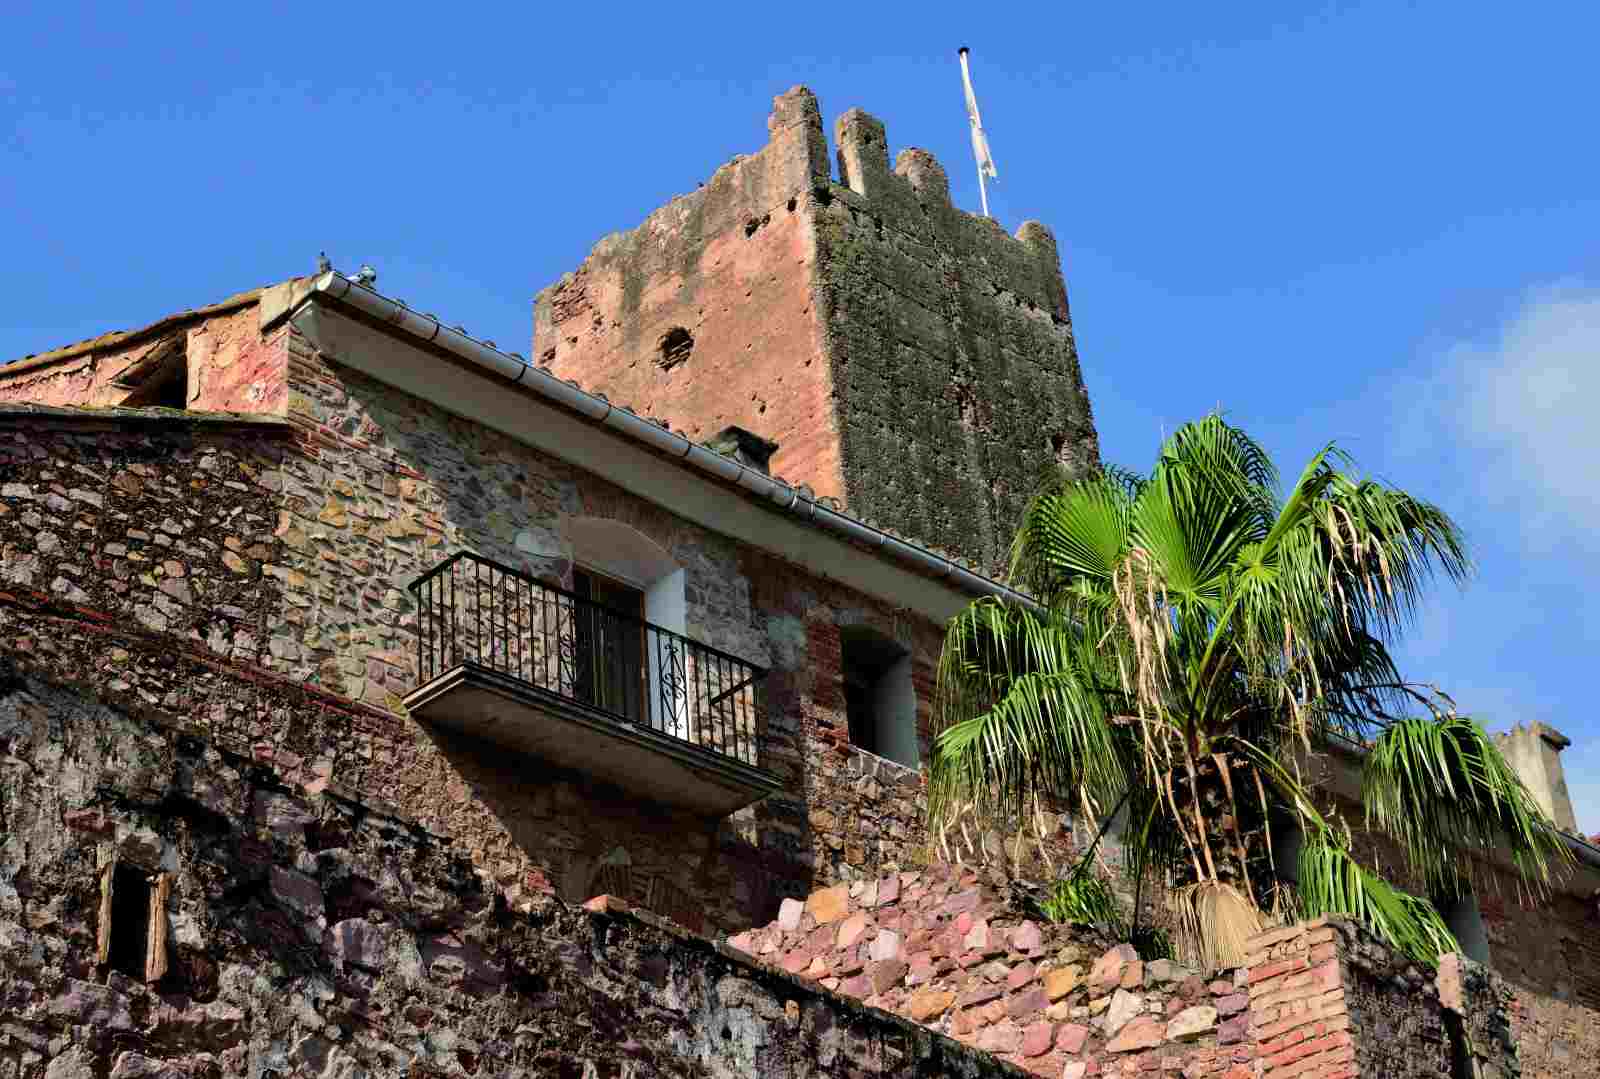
top-left (734, 875), bottom-right (1532, 1079)
top-left (0, 667), bottom-right (1024, 1079)
top-left (729, 866), bottom-right (1258, 1078)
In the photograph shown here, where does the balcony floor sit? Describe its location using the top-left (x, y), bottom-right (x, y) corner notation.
top-left (404, 663), bottom-right (783, 817)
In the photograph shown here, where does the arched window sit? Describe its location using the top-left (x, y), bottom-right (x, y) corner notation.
top-left (561, 517), bottom-right (689, 738)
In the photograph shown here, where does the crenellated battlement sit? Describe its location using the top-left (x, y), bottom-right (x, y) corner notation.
top-left (534, 85), bottom-right (1100, 571)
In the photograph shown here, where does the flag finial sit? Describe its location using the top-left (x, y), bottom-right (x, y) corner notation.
top-left (957, 48), bottom-right (999, 217)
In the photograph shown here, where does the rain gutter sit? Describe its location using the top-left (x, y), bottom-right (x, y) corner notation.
top-left (302, 271), bottom-right (1037, 609)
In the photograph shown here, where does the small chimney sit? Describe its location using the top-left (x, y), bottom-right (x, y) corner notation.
top-left (1495, 722), bottom-right (1577, 833)
top-left (708, 426), bottom-right (779, 475)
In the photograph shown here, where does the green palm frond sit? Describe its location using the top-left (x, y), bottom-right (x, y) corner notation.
top-left (930, 413), bottom-right (1560, 972)
top-left (1297, 834), bottom-right (1459, 967)
top-left (1038, 864), bottom-right (1123, 927)
top-left (930, 598), bottom-right (1126, 825)
top-left (1364, 716), bottom-right (1574, 897)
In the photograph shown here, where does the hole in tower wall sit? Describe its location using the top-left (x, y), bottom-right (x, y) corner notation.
top-left (655, 328), bottom-right (693, 371)
top-left (1049, 433), bottom-right (1067, 459)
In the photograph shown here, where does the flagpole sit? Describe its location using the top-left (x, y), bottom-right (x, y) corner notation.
top-left (958, 47), bottom-right (994, 218)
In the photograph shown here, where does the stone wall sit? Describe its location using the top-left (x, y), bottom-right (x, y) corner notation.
top-left (1437, 953), bottom-right (1522, 1079)
top-left (734, 872), bottom-right (1537, 1079)
top-left (1328, 782), bottom-right (1600, 1079)
top-left (1479, 880), bottom-right (1600, 1079)
top-left (0, 372), bottom-right (1055, 938)
top-left (818, 109), bottom-right (1099, 572)
top-left (534, 87), bottom-right (1100, 571)
top-left (731, 865), bottom-right (1257, 1078)
top-left (0, 668), bottom-right (1025, 1079)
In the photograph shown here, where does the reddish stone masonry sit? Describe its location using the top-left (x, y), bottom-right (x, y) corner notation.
top-left (729, 872), bottom-right (1523, 1078)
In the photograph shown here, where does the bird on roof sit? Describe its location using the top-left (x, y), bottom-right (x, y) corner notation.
top-left (353, 264), bottom-right (378, 288)
top-left (317, 252), bottom-right (332, 274)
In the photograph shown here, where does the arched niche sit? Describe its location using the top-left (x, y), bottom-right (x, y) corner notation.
top-left (561, 516), bottom-right (685, 636)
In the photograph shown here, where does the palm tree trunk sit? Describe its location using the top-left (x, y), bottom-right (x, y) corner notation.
top-left (1164, 754), bottom-right (1278, 908)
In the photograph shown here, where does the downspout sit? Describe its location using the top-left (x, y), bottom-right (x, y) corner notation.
top-left (305, 271), bottom-right (1037, 609)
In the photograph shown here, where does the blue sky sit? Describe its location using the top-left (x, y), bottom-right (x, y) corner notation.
top-left (5, 3), bottom-right (1598, 827)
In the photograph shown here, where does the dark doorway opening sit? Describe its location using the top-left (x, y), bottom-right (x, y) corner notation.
top-left (107, 864), bottom-right (150, 979)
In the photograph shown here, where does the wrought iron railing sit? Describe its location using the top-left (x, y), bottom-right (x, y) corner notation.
top-left (408, 551), bottom-right (765, 768)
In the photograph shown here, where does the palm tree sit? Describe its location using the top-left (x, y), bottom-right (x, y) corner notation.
top-left (931, 416), bottom-right (1570, 969)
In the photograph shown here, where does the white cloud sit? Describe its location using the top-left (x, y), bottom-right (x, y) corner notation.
top-left (1421, 285), bottom-right (1600, 837)
top-left (1445, 282), bottom-right (1600, 550)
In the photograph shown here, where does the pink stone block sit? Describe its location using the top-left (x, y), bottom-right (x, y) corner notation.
top-left (870, 929), bottom-right (902, 962)
top-left (1056, 1023), bottom-right (1089, 1054)
top-left (837, 912), bottom-right (870, 950)
top-left (867, 957), bottom-right (908, 994)
top-left (977, 1021), bottom-right (1022, 1055)
top-left (1011, 920), bottom-right (1043, 953)
top-left (1020, 1021), bottom-right (1055, 1058)
top-left (964, 919), bottom-right (989, 952)
top-left (777, 897), bottom-right (804, 931)
top-left (1006, 988), bottom-right (1048, 1020)
top-left (1215, 993), bottom-right (1248, 1017)
top-left (1006, 961), bottom-right (1037, 990)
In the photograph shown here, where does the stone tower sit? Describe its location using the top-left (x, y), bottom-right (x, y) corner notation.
top-left (533, 87), bottom-right (1099, 571)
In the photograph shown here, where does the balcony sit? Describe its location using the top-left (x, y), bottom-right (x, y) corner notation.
top-left (404, 551), bottom-right (781, 816)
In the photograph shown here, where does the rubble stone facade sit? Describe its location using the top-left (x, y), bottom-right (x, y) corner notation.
top-left (0, 668), bottom-right (1022, 1078)
top-left (534, 87), bottom-right (1100, 571)
top-left (0, 373), bottom-right (986, 943)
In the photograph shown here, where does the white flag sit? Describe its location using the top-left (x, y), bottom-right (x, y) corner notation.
top-left (959, 48), bottom-right (998, 181)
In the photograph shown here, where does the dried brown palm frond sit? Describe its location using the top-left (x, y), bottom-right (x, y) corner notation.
top-left (1169, 880), bottom-right (1265, 972)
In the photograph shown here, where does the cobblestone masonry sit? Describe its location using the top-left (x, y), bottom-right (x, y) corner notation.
top-left (730, 866), bottom-right (1257, 1078)
top-left (534, 87), bottom-right (1100, 572)
top-left (735, 876), bottom-right (1527, 1079)
top-left (0, 667), bottom-right (1029, 1079)
top-left (0, 353), bottom-right (1073, 942)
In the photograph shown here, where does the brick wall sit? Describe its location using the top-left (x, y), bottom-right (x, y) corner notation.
top-left (534, 86), bottom-right (1100, 571)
